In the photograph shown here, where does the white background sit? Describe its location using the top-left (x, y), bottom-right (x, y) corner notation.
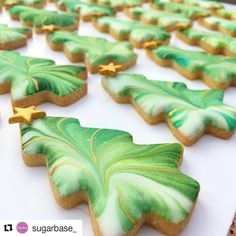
top-left (0, 2), bottom-right (235, 236)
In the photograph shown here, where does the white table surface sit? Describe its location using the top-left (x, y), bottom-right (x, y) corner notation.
top-left (0, 2), bottom-right (235, 236)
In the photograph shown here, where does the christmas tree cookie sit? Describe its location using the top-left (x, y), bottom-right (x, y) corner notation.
top-left (54, 0), bottom-right (115, 21)
top-left (19, 114), bottom-right (200, 235)
top-left (93, 16), bottom-right (170, 49)
top-left (151, 0), bottom-right (210, 19)
top-left (47, 31), bottom-right (137, 74)
top-left (0, 50), bottom-right (87, 107)
top-left (170, 0), bottom-right (223, 11)
top-left (102, 73), bottom-right (236, 145)
top-left (215, 8), bottom-right (236, 20)
top-left (125, 7), bottom-right (192, 32)
top-left (0, 24), bottom-right (32, 50)
top-left (147, 45), bottom-right (236, 89)
top-left (176, 28), bottom-right (236, 56)
top-left (89, 0), bottom-right (143, 11)
top-left (199, 17), bottom-right (236, 37)
top-left (3, 0), bottom-right (45, 9)
top-left (9, 5), bottom-right (79, 34)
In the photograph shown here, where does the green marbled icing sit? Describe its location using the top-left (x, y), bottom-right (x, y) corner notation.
top-left (126, 7), bottom-right (192, 29)
top-left (48, 31), bottom-right (137, 67)
top-left (179, 28), bottom-right (236, 55)
top-left (10, 5), bottom-right (78, 28)
top-left (57, 0), bottom-right (115, 17)
top-left (90, 0), bottom-right (141, 8)
top-left (0, 24), bottom-right (31, 44)
top-left (172, 0), bottom-right (223, 10)
top-left (95, 16), bottom-right (170, 43)
top-left (21, 116), bottom-right (200, 235)
top-left (102, 73), bottom-right (236, 139)
top-left (153, 1), bottom-right (210, 19)
top-left (217, 9), bottom-right (236, 20)
top-left (4, 0), bottom-right (44, 7)
top-left (151, 45), bottom-right (236, 86)
top-left (203, 16), bottom-right (236, 34)
top-left (0, 50), bottom-right (86, 101)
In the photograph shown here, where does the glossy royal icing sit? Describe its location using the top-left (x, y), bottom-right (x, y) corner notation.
top-left (21, 116), bottom-right (200, 235)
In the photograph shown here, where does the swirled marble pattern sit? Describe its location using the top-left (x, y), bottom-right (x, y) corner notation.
top-left (0, 50), bottom-right (86, 104)
top-left (21, 116), bottom-right (200, 235)
top-left (148, 45), bottom-right (236, 89)
top-left (102, 73), bottom-right (236, 143)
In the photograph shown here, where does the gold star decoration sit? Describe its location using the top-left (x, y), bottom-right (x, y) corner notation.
top-left (91, 12), bottom-right (105, 17)
top-left (42, 25), bottom-right (59, 33)
top-left (99, 62), bottom-right (122, 77)
top-left (198, 12), bottom-right (210, 18)
top-left (143, 41), bottom-right (161, 49)
top-left (175, 23), bottom-right (190, 30)
top-left (9, 106), bottom-right (46, 125)
top-left (126, 4), bottom-right (136, 8)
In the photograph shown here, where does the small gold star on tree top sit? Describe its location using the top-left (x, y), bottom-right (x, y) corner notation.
top-left (143, 41), bottom-right (161, 49)
top-left (42, 25), bottom-right (59, 33)
top-left (91, 12), bottom-right (105, 17)
top-left (99, 62), bottom-right (122, 76)
top-left (9, 106), bottom-right (46, 125)
top-left (175, 23), bottom-right (190, 30)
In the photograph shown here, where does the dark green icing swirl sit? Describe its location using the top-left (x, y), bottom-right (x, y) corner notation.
top-left (153, 0), bottom-right (210, 18)
top-left (21, 116), bottom-right (200, 235)
top-left (94, 16), bottom-right (170, 43)
top-left (217, 9), bottom-right (236, 20)
top-left (90, 0), bottom-right (142, 9)
top-left (203, 17), bottom-right (236, 34)
top-left (10, 5), bottom-right (78, 28)
top-left (0, 24), bottom-right (31, 44)
top-left (171, 0), bottom-right (223, 10)
top-left (48, 31), bottom-right (137, 67)
top-left (102, 73), bottom-right (236, 140)
top-left (126, 7), bottom-right (192, 30)
top-left (179, 28), bottom-right (236, 55)
top-left (0, 50), bottom-right (86, 102)
top-left (57, 0), bottom-right (115, 18)
top-left (150, 45), bottom-right (236, 87)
